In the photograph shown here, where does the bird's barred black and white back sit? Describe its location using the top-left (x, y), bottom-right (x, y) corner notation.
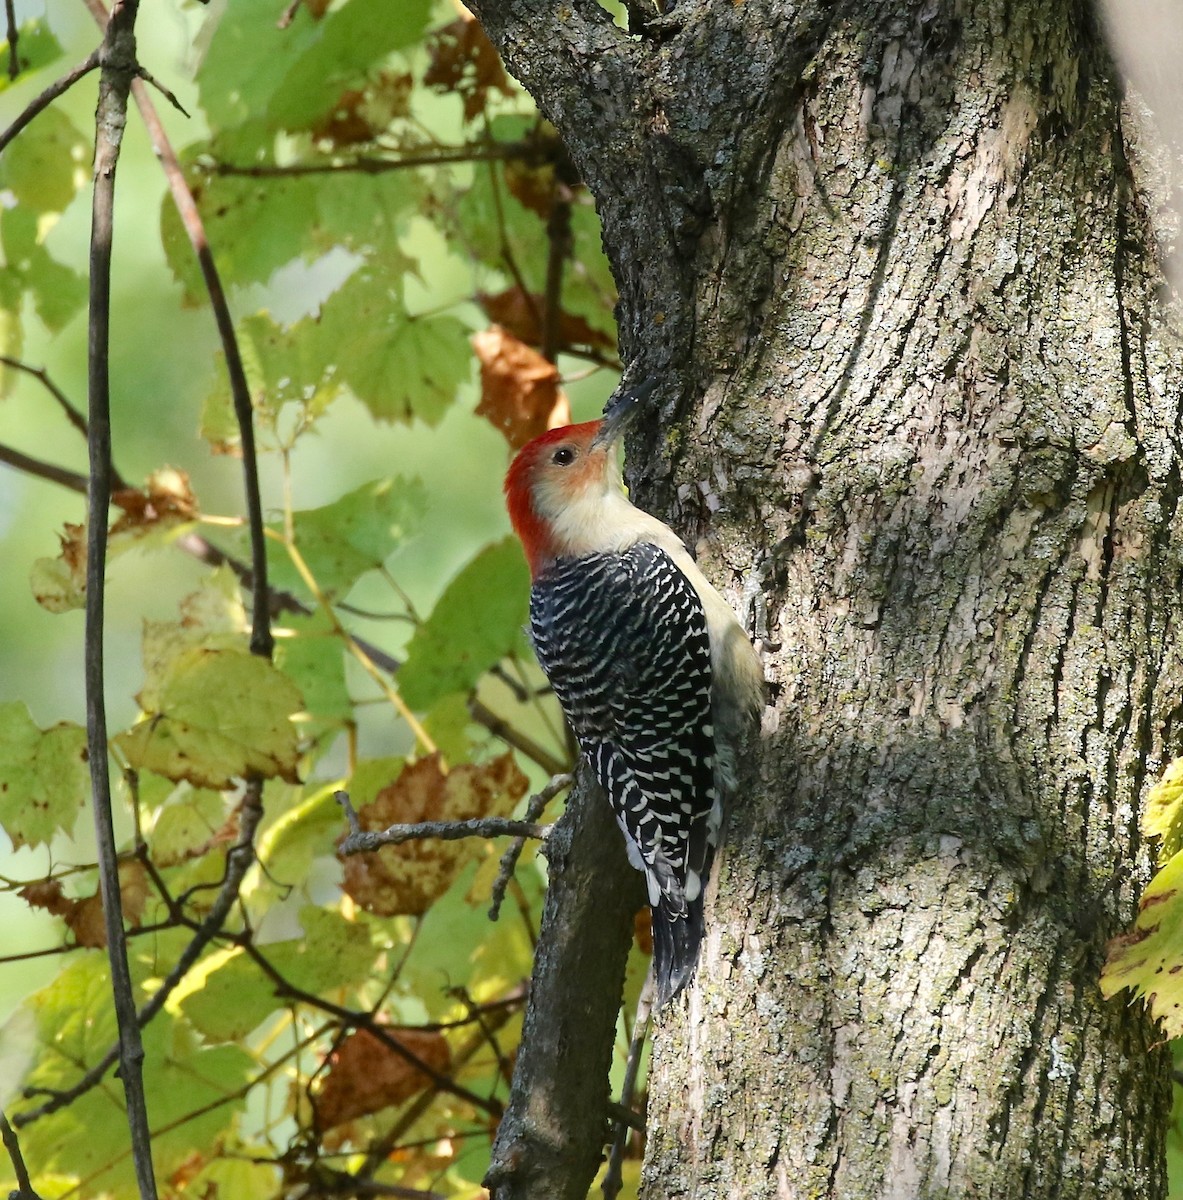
top-left (529, 540), bottom-right (720, 1005)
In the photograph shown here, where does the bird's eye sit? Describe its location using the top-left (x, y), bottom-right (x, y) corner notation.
top-left (552, 446), bottom-right (577, 466)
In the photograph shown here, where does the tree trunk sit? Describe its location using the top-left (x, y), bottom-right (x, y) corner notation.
top-left (471, 0), bottom-right (1180, 1194)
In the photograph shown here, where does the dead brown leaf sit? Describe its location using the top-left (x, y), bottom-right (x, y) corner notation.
top-left (339, 752), bottom-right (528, 916)
top-left (472, 325), bottom-right (570, 450)
top-left (424, 15), bottom-right (514, 123)
top-left (477, 286), bottom-right (615, 353)
top-left (313, 1025), bottom-right (452, 1129)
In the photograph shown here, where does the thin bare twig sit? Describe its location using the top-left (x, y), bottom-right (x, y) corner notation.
top-left (0, 443), bottom-right (89, 493)
top-left (134, 65), bottom-right (188, 117)
top-left (489, 773), bottom-right (572, 920)
top-left (210, 141), bottom-right (534, 177)
top-left (335, 790), bottom-right (550, 856)
top-left (4, 0), bottom-right (18, 81)
top-left (81, 0), bottom-right (274, 661)
top-left (602, 971), bottom-right (653, 1200)
top-left (83, 3), bottom-right (157, 1197)
top-left (541, 183), bottom-right (573, 365)
top-left (233, 937), bottom-right (504, 1119)
top-left (0, 356), bottom-right (89, 438)
top-left (0, 48), bottom-right (99, 155)
top-left (0, 1110), bottom-right (42, 1200)
top-left (470, 697), bottom-right (568, 777)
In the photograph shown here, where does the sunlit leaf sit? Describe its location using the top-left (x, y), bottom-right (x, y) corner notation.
top-left (398, 538), bottom-right (530, 710)
top-left (276, 475), bottom-right (427, 597)
top-left (0, 702), bottom-right (88, 849)
top-left (1144, 756), bottom-right (1183, 865)
top-left (115, 648), bottom-right (304, 788)
top-left (315, 265), bottom-right (472, 425)
top-left (1102, 850), bottom-right (1183, 1037)
top-left (175, 906), bottom-right (375, 1041)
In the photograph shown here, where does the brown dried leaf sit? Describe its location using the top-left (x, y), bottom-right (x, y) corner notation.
top-left (313, 1025), bottom-right (451, 1129)
top-left (472, 325), bottom-right (570, 450)
top-left (423, 15), bottom-right (514, 123)
top-left (311, 72), bottom-right (413, 148)
top-left (340, 752), bottom-right (528, 916)
top-left (19, 878), bottom-right (73, 917)
top-left (503, 158), bottom-right (555, 220)
top-left (477, 286), bottom-right (615, 353)
top-left (62, 861), bottom-right (150, 949)
top-left (109, 467), bottom-right (198, 537)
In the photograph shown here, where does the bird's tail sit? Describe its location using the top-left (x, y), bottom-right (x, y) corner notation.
top-left (650, 889), bottom-right (706, 1008)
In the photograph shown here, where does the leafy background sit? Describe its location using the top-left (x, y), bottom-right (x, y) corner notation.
top-left (0, 1), bottom-right (645, 1196)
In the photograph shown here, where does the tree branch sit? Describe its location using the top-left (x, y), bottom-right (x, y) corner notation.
top-left (210, 140), bottom-right (540, 177)
top-left (83, 4), bottom-right (157, 1198)
top-left (0, 49), bottom-right (99, 155)
top-left (4, 0), bottom-right (18, 81)
top-left (0, 1110), bottom-right (42, 1200)
top-left (335, 789), bottom-right (550, 855)
top-left (81, 0), bottom-right (274, 661)
top-left (0, 443), bottom-right (89, 494)
top-left (488, 773), bottom-right (572, 920)
top-left (484, 769), bottom-right (642, 1200)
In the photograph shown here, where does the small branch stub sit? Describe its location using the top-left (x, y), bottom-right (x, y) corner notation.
top-left (335, 789), bottom-right (553, 856)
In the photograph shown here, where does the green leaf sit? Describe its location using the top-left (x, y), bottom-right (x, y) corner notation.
top-left (1, 208), bottom-right (86, 336)
top-left (0, 21), bottom-right (65, 93)
top-left (0, 703), bottom-right (89, 849)
top-left (276, 613), bottom-right (352, 727)
top-left (315, 265), bottom-right (471, 425)
top-left (397, 538), bottom-right (530, 710)
top-left (1102, 850), bottom-right (1183, 1038)
top-left (16, 957), bottom-right (252, 1189)
top-left (1144, 756), bottom-right (1183, 865)
top-left (277, 476), bottom-right (426, 598)
top-left (0, 105), bottom-right (87, 212)
top-left (115, 647), bottom-right (304, 788)
top-left (177, 906), bottom-right (374, 1040)
top-left (149, 787), bottom-right (229, 867)
top-left (198, 0), bottom-right (430, 134)
top-left (161, 163), bottom-right (325, 300)
top-left (255, 783), bottom-right (344, 887)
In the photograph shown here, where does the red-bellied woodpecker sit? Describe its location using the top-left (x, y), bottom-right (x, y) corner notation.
top-left (504, 394), bottom-right (764, 1006)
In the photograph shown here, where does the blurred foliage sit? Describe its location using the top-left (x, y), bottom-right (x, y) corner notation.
top-left (0, 1), bottom-right (644, 1196)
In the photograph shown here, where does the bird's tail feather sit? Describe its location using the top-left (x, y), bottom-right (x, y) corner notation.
top-left (651, 890), bottom-right (705, 1008)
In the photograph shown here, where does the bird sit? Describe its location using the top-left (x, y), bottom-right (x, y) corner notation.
top-left (503, 391), bottom-right (764, 1005)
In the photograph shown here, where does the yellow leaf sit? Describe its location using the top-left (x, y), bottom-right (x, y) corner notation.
top-left (116, 648), bottom-right (303, 788)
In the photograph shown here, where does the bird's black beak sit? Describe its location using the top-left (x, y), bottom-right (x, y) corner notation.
top-left (591, 377), bottom-right (660, 449)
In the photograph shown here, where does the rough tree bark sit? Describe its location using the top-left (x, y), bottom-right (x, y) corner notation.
top-left (469, 0), bottom-right (1181, 1195)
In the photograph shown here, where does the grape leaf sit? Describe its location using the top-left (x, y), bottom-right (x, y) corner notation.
top-left (314, 265), bottom-right (472, 425)
top-left (0, 21), bottom-right (64, 93)
top-left (115, 648), bottom-right (304, 788)
top-left (0, 702), bottom-right (89, 849)
top-left (176, 906), bottom-right (374, 1041)
top-left (1143, 756), bottom-right (1183, 865)
top-left (0, 105), bottom-right (86, 213)
top-left (276, 475), bottom-right (427, 598)
top-left (397, 538), bottom-right (530, 710)
top-left (198, 0), bottom-right (430, 134)
top-left (1102, 850), bottom-right (1183, 1038)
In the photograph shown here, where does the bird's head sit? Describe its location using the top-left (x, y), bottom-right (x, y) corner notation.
top-left (504, 417), bottom-right (624, 576)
